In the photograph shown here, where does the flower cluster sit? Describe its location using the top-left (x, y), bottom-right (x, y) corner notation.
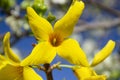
top-left (0, 0), bottom-right (116, 80)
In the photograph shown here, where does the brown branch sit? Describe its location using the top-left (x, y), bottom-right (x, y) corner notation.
top-left (44, 64), bottom-right (53, 80)
top-left (74, 18), bottom-right (120, 33)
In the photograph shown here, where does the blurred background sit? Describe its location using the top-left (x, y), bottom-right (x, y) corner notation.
top-left (0, 0), bottom-right (120, 80)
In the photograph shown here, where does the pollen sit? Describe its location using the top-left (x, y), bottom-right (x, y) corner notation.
top-left (53, 38), bottom-right (57, 45)
top-left (49, 33), bottom-right (63, 47)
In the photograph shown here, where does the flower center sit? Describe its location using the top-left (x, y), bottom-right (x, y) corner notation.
top-left (16, 66), bottom-right (23, 75)
top-left (49, 33), bottom-right (63, 47)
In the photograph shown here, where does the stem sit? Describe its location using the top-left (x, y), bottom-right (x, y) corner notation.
top-left (59, 64), bottom-right (74, 68)
top-left (44, 64), bottom-right (53, 80)
top-left (59, 64), bottom-right (81, 69)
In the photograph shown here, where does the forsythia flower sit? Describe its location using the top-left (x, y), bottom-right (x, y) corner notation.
top-left (73, 40), bottom-right (115, 80)
top-left (21, 0), bottom-right (89, 66)
top-left (0, 32), bottom-right (43, 80)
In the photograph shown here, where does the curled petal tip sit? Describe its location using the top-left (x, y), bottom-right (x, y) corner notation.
top-left (3, 32), bottom-right (20, 63)
top-left (91, 40), bottom-right (115, 67)
top-left (27, 7), bottom-right (34, 13)
top-left (4, 32), bottom-right (10, 40)
top-left (3, 32), bottom-right (10, 48)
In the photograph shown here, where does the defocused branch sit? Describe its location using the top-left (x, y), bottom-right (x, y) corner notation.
top-left (74, 18), bottom-right (120, 33)
top-left (74, 0), bottom-right (120, 33)
top-left (85, 0), bottom-right (120, 17)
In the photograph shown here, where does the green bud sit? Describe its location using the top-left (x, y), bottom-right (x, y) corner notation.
top-left (32, 0), bottom-right (47, 16)
top-left (47, 12), bottom-right (56, 23)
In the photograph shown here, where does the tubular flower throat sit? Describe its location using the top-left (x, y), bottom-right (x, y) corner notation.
top-left (49, 33), bottom-right (64, 47)
top-left (73, 40), bottom-right (115, 80)
top-left (0, 32), bottom-right (43, 80)
top-left (21, 0), bottom-right (90, 67)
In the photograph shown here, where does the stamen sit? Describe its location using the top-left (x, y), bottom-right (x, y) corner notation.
top-left (53, 38), bottom-right (57, 45)
top-left (49, 33), bottom-right (63, 47)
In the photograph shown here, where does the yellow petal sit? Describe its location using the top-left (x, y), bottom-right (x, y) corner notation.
top-left (0, 55), bottom-right (6, 61)
top-left (21, 42), bottom-right (56, 66)
top-left (73, 67), bottom-right (106, 80)
top-left (0, 63), bottom-right (6, 70)
top-left (0, 55), bottom-right (7, 63)
top-left (27, 7), bottom-right (53, 41)
top-left (84, 75), bottom-right (106, 80)
top-left (0, 64), bottom-right (23, 80)
top-left (0, 55), bottom-right (8, 70)
top-left (54, 1), bottom-right (84, 38)
top-left (57, 39), bottom-right (89, 66)
top-left (73, 67), bottom-right (93, 79)
top-left (3, 32), bottom-right (20, 63)
top-left (23, 67), bottom-right (43, 80)
top-left (91, 40), bottom-right (115, 67)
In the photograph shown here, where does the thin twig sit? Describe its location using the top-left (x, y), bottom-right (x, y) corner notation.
top-left (86, 0), bottom-right (120, 17)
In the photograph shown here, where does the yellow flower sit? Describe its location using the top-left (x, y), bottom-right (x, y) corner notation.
top-left (0, 55), bottom-right (8, 70)
top-left (73, 40), bottom-right (115, 80)
top-left (0, 32), bottom-right (43, 80)
top-left (74, 67), bottom-right (107, 80)
top-left (21, 0), bottom-right (89, 67)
